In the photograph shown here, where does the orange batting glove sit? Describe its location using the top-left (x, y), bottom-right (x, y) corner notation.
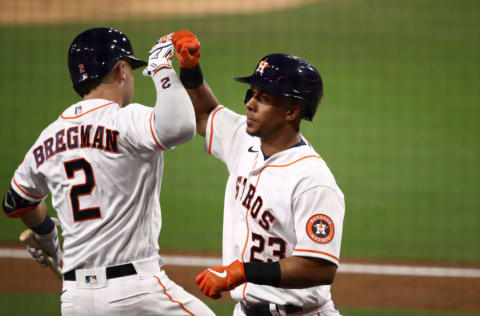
top-left (172, 30), bottom-right (200, 69)
top-left (195, 260), bottom-right (247, 299)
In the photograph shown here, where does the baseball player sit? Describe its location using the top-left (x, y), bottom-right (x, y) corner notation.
top-left (1, 28), bottom-right (214, 316)
top-left (172, 30), bottom-right (345, 316)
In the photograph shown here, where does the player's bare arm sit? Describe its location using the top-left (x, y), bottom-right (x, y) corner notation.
top-left (2, 190), bottom-right (61, 269)
top-left (196, 256), bottom-right (337, 299)
top-left (278, 256), bottom-right (337, 288)
top-left (19, 199), bottom-right (48, 227)
top-left (172, 30), bottom-right (220, 137)
top-left (184, 82), bottom-right (219, 137)
top-left (3, 186), bottom-right (47, 228)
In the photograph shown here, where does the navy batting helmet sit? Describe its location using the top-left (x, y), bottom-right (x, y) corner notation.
top-left (68, 27), bottom-right (147, 93)
top-left (235, 53), bottom-right (323, 121)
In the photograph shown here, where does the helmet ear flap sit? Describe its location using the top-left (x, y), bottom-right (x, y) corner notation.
top-left (244, 88), bottom-right (253, 104)
top-left (302, 102), bottom-right (314, 121)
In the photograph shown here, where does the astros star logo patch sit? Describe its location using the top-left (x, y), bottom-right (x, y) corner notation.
top-left (306, 214), bottom-right (334, 244)
top-left (255, 57), bottom-right (270, 76)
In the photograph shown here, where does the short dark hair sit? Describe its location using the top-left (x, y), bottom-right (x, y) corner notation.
top-left (73, 77), bottom-right (103, 97)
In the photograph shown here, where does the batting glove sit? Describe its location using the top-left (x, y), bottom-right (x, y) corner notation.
top-left (172, 30), bottom-right (200, 69)
top-left (142, 33), bottom-right (174, 77)
top-left (195, 260), bottom-right (247, 299)
top-left (27, 218), bottom-right (62, 269)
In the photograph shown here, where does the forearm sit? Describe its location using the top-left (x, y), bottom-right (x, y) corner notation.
top-left (278, 256), bottom-right (337, 288)
top-left (152, 68), bottom-right (196, 148)
top-left (20, 200), bottom-right (47, 228)
top-left (180, 65), bottom-right (219, 137)
top-left (244, 256), bottom-right (337, 289)
top-left (20, 200), bottom-right (61, 268)
top-left (196, 256), bottom-right (338, 299)
top-left (185, 81), bottom-right (220, 137)
top-left (171, 30), bottom-right (220, 137)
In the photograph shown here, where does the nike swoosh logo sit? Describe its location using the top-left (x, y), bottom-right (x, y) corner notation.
top-left (60, 289), bottom-right (67, 296)
top-left (208, 268), bottom-right (227, 278)
top-left (248, 146), bottom-right (258, 153)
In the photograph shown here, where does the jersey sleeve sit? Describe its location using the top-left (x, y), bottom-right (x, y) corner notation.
top-left (114, 103), bottom-right (167, 152)
top-left (11, 150), bottom-right (49, 203)
top-left (291, 185), bottom-right (345, 266)
top-left (204, 105), bottom-right (248, 170)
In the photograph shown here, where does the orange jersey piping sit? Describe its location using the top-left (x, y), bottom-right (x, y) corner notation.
top-left (154, 275), bottom-right (195, 315)
top-left (207, 106), bottom-right (225, 155)
top-left (239, 155), bottom-right (322, 300)
top-left (60, 101), bottom-right (115, 119)
top-left (242, 282), bottom-right (248, 302)
top-left (240, 204), bottom-right (251, 301)
top-left (294, 248), bottom-right (339, 262)
top-left (254, 155), bottom-right (321, 188)
top-left (2, 205), bottom-right (37, 218)
top-left (13, 179), bottom-right (46, 200)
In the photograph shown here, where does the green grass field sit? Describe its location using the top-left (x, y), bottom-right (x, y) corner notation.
top-left (0, 0), bottom-right (479, 314)
top-left (1, 0), bottom-right (478, 262)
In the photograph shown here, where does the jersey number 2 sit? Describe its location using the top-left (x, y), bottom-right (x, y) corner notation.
top-left (64, 158), bottom-right (101, 222)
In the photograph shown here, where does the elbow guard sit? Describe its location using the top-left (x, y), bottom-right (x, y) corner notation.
top-left (2, 185), bottom-right (40, 218)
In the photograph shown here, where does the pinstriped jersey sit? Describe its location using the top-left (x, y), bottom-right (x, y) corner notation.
top-left (11, 98), bottom-right (168, 272)
top-left (205, 105), bottom-right (345, 307)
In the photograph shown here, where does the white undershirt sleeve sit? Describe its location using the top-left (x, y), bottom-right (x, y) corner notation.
top-left (151, 69), bottom-right (196, 149)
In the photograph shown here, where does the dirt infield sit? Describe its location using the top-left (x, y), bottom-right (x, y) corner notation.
top-left (0, 0), bottom-right (318, 24)
top-left (1, 249), bottom-right (479, 314)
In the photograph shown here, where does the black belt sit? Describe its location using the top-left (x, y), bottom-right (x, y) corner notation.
top-left (63, 263), bottom-right (137, 281)
top-left (240, 302), bottom-right (302, 315)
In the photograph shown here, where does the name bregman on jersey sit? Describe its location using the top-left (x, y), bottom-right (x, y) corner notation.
top-left (32, 124), bottom-right (120, 168)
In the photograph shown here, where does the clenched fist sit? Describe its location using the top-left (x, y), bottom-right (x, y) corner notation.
top-left (172, 30), bottom-right (200, 69)
top-left (195, 260), bottom-right (247, 299)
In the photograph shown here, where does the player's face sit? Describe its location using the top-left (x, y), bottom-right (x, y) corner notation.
top-left (245, 88), bottom-right (294, 139)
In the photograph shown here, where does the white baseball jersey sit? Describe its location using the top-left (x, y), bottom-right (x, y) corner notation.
top-left (205, 105), bottom-right (345, 308)
top-left (11, 98), bottom-right (169, 273)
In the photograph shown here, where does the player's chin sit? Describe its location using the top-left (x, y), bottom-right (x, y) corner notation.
top-left (246, 126), bottom-right (260, 137)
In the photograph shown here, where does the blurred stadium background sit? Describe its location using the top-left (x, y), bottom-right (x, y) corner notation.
top-left (0, 0), bottom-right (479, 315)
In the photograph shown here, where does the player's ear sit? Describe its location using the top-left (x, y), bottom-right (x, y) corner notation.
top-left (111, 60), bottom-right (128, 82)
top-left (285, 102), bottom-right (302, 122)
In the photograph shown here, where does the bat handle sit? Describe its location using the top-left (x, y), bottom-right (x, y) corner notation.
top-left (19, 229), bottom-right (63, 279)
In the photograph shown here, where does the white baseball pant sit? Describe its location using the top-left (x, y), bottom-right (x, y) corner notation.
top-left (61, 257), bottom-right (214, 316)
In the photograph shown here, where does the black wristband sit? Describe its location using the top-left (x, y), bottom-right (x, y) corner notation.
top-left (31, 214), bottom-right (55, 235)
top-left (243, 261), bottom-right (281, 287)
top-left (179, 64), bottom-right (204, 89)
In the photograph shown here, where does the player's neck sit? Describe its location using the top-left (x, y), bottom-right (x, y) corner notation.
top-left (260, 130), bottom-right (301, 157)
top-left (83, 85), bottom-right (125, 107)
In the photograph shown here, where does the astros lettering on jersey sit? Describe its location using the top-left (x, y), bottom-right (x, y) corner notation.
top-left (206, 105), bottom-right (345, 307)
